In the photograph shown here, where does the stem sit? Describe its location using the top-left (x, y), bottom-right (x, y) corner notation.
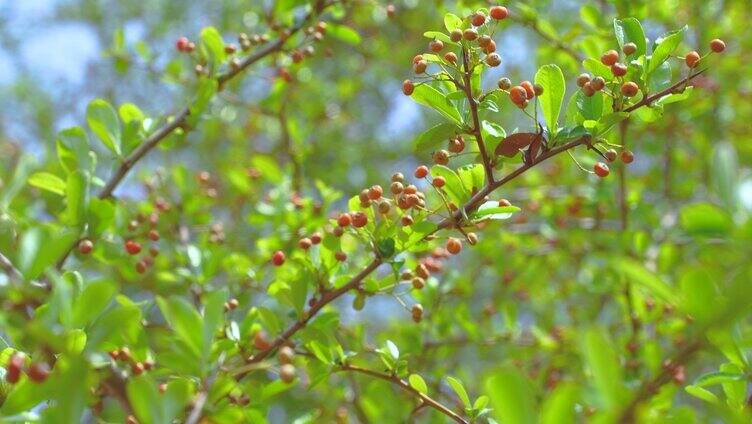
top-left (460, 46), bottom-right (495, 185)
top-left (618, 120), bottom-right (629, 230)
top-left (339, 364), bottom-right (468, 424)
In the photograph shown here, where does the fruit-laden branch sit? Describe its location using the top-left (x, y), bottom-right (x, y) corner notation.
top-left (460, 46), bottom-right (495, 185)
top-left (241, 70), bottom-right (707, 394)
top-left (52, 1), bottom-right (339, 272)
top-left (339, 364), bottom-right (469, 424)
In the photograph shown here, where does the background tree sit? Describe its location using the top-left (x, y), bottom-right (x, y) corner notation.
top-left (0, 1), bottom-right (750, 423)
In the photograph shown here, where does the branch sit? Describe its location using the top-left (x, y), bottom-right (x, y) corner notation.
top-left (237, 258), bottom-right (383, 373)
top-left (339, 364), bottom-right (469, 424)
top-left (460, 47), bottom-right (495, 185)
top-left (618, 340), bottom-right (703, 423)
top-left (624, 70), bottom-right (705, 113)
top-left (0, 252), bottom-right (23, 281)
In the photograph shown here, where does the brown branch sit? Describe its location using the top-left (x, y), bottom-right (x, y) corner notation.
top-left (0, 252), bottom-right (23, 281)
top-left (624, 70), bottom-right (705, 113)
top-left (618, 340), bottom-right (703, 423)
top-left (617, 120), bottom-right (629, 230)
top-left (339, 364), bottom-right (468, 424)
top-left (460, 46), bottom-right (495, 185)
top-left (237, 258), bottom-right (383, 374)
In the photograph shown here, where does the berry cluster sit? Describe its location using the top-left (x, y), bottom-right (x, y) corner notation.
top-left (107, 347), bottom-right (155, 377)
top-left (3, 352), bottom-right (50, 384)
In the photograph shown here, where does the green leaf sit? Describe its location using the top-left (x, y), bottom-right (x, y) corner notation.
top-left (694, 371), bottom-right (744, 387)
top-left (612, 258), bottom-right (675, 303)
top-left (679, 203), bottom-right (733, 237)
top-left (576, 90), bottom-right (603, 121)
top-left (28, 172), bottom-right (66, 196)
top-left (648, 26), bottom-right (686, 74)
top-left (411, 84), bottom-right (463, 124)
top-left (72, 280), bottom-right (116, 327)
top-left (431, 165), bottom-right (468, 206)
top-left (613, 18), bottom-right (647, 58)
top-left (414, 122), bottom-right (460, 152)
top-left (457, 164), bottom-right (485, 194)
top-left (447, 376), bottom-right (471, 408)
top-left (582, 58), bottom-right (612, 79)
top-left (470, 201), bottom-right (520, 221)
top-left (200, 26), bottom-right (226, 63)
top-left (534, 64), bottom-right (566, 134)
top-left (685, 385), bottom-right (719, 405)
top-left (64, 171), bottom-right (88, 227)
top-left (86, 99), bottom-right (122, 155)
top-left (408, 374), bottom-right (428, 394)
top-left (157, 296), bottom-right (203, 359)
top-left (127, 376), bottom-right (162, 424)
top-left (486, 367), bottom-right (536, 424)
top-left (56, 127), bottom-right (91, 174)
top-left (540, 384), bottom-right (578, 424)
top-left (386, 340), bottom-right (399, 360)
top-left (582, 327), bottom-right (625, 408)
top-left (17, 228), bottom-right (77, 280)
top-left (423, 31), bottom-right (458, 46)
top-left (444, 13), bottom-right (463, 31)
top-left (329, 24), bottom-right (361, 45)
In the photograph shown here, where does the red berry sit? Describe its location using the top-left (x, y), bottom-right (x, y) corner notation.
top-left (429, 39), bottom-right (444, 52)
top-left (444, 52), bottom-right (458, 63)
top-left (414, 60), bottom-right (428, 74)
top-left (432, 176), bottom-right (446, 188)
top-left (604, 149), bottom-right (618, 162)
top-left (498, 199), bottom-right (512, 207)
top-left (351, 212), bottom-right (368, 228)
top-left (601, 50), bottom-right (619, 66)
top-left (131, 362), bottom-right (145, 376)
top-left (520, 81), bottom-right (535, 99)
top-left (298, 238), bottom-right (312, 250)
top-left (414, 165), bottom-right (429, 179)
top-left (254, 331), bottom-right (272, 350)
top-left (450, 29), bottom-right (463, 42)
top-left (27, 363), bottom-right (50, 383)
top-left (176, 37), bottom-right (190, 52)
top-left (621, 150), bottom-right (635, 164)
top-left (576, 73), bottom-right (590, 87)
top-left (337, 213), bottom-right (352, 227)
top-left (509, 86), bottom-right (527, 104)
top-left (143, 358), bottom-right (156, 370)
top-left (710, 39), bottom-right (725, 53)
top-left (310, 233), bottom-right (322, 244)
top-left (401, 215), bottom-right (414, 226)
top-left (485, 53), bottom-right (502, 67)
top-left (272, 250), bottom-right (286, 266)
top-left (78, 239), bottom-right (93, 255)
top-left (148, 230), bottom-right (160, 241)
top-left (125, 240), bottom-right (141, 255)
top-left (368, 185), bottom-right (383, 200)
top-left (622, 42), bottom-right (637, 55)
top-left (5, 353), bottom-right (24, 384)
top-left (611, 63), bottom-right (627, 77)
top-left (490, 6), bottom-right (508, 20)
top-left (594, 162), bottom-right (610, 178)
top-left (402, 80), bottom-right (414, 96)
top-left (159, 383), bottom-right (168, 393)
top-left (135, 261), bottom-right (147, 274)
top-left (118, 347), bottom-right (131, 361)
top-left (224, 44), bottom-right (237, 54)
top-left (335, 251), bottom-right (347, 262)
top-left (621, 81), bottom-right (639, 97)
top-left (685, 51), bottom-right (700, 68)
top-left (463, 29), bottom-right (478, 41)
top-left (472, 12), bottom-right (486, 27)
top-left (149, 247), bottom-right (160, 257)
top-left (446, 238), bottom-right (462, 255)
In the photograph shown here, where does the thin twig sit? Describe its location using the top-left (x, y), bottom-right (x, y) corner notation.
top-left (339, 364), bottom-right (468, 424)
top-left (460, 46), bottom-right (495, 185)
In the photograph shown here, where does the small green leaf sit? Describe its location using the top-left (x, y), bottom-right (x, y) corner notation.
top-left (200, 26), bottom-right (226, 63)
top-left (28, 172), bottom-right (66, 195)
top-left (408, 374), bottom-right (428, 394)
top-left (329, 24), bottom-right (361, 45)
top-left (534, 64), bottom-right (566, 134)
top-left (386, 340), bottom-right (399, 360)
top-left (447, 376), bottom-right (471, 408)
top-left (411, 84), bottom-right (463, 124)
top-left (431, 165), bottom-right (468, 206)
top-left (613, 18), bottom-right (647, 58)
top-left (414, 122), bottom-right (460, 152)
top-left (444, 13), bottom-right (463, 31)
top-left (423, 31), bottom-right (458, 46)
top-left (648, 26), bottom-right (686, 74)
top-left (86, 99), bottom-right (121, 155)
top-left (685, 385), bottom-right (719, 405)
top-left (582, 327), bottom-right (625, 408)
top-left (679, 203), bottom-right (733, 237)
